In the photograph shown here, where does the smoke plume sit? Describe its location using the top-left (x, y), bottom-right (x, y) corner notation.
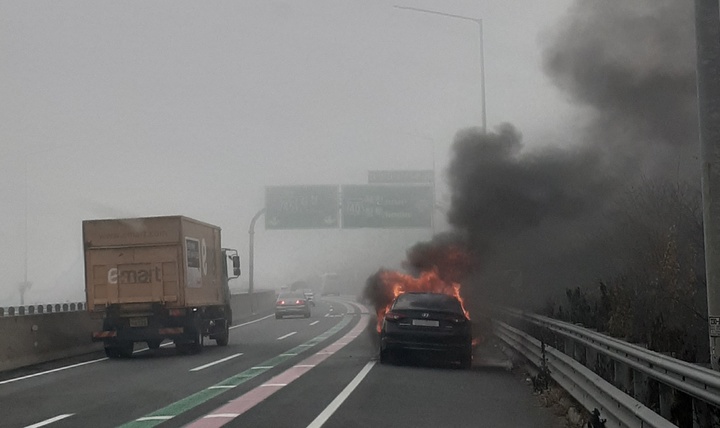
top-left (445, 0), bottom-right (700, 306)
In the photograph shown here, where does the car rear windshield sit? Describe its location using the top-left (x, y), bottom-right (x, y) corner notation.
top-left (392, 293), bottom-right (463, 314)
top-left (278, 293), bottom-right (304, 300)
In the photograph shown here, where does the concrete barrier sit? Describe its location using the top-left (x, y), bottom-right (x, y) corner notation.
top-left (0, 290), bottom-right (277, 373)
top-left (229, 290), bottom-right (277, 322)
top-left (0, 311), bottom-right (103, 372)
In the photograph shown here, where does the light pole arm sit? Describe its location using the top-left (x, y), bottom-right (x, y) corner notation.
top-left (393, 5), bottom-right (486, 132)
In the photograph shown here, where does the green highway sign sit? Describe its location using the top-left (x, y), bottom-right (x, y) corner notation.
top-left (265, 186), bottom-right (339, 229)
top-left (341, 185), bottom-right (433, 229)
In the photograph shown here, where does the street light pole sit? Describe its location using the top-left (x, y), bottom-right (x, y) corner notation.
top-left (394, 5), bottom-right (487, 133)
top-left (248, 207), bottom-right (266, 312)
top-left (695, 0), bottom-right (720, 371)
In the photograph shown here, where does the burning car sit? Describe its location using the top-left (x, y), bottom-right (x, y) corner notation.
top-left (379, 292), bottom-right (472, 369)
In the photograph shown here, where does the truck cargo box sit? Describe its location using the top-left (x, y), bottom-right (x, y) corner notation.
top-left (83, 216), bottom-right (226, 312)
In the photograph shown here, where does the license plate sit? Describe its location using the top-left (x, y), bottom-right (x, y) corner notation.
top-left (412, 319), bottom-right (439, 327)
top-left (129, 317), bottom-right (148, 327)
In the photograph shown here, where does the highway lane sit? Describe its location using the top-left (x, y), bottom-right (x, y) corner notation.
top-left (0, 299), bottom-right (354, 428)
top-left (2, 297), bottom-right (565, 428)
top-left (198, 314), bottom-right (564, 428)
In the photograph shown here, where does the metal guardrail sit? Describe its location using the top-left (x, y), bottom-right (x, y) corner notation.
top-left (495, 307), bottom-right (720, 427)
top-left (0, 302), bottom-right (85, 317)
top-left (495, 321), bottom-right (675, 428)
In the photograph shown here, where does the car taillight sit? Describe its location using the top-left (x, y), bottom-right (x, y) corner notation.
top-left (448, 315), bottom-right (466, 323)
top-left (385, 311), bottom-right (404, 321)
top-left (296, 299), bottom-right (305, 305)
top-left (169, 309), bottom-right (186, 317)
top-left (277, 300), bottom-right (285, 305)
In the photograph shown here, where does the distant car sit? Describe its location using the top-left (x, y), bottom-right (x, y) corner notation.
top-left (379, 292), bottom-right (472, 369)
top-left (303, 289), bottom-right (315, 306)
top-left (275, 292), bottom-right (311, 319)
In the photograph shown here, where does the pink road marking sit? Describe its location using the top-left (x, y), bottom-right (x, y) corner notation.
top-left (187, 308), bottom-right (369, 428)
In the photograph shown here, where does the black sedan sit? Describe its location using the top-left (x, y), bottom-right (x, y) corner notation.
top-left (379, 292), bottom-right (472, 369)
top-left (275, 292), bottom-right (311, 319)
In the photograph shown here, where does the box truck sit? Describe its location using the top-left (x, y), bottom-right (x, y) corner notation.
top-left (84, 216), bottom-right (241, 358)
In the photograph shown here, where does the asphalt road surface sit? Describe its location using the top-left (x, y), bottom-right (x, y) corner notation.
top-left (0, 298), bottom-right (564, 428)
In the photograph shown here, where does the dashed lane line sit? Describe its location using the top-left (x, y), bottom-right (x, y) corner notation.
top-left (24, 414), bottom-right (74, 428)
top-left (118, 305), bottom-right (355, 428)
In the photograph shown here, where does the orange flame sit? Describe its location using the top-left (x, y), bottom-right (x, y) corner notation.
top-left (375, 268), bottom-right (470, 333)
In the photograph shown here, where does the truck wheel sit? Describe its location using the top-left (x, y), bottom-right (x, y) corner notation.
top-left (105, 346), bottom-right (121, 359)
top-left (106, 342), bottom-right (134, 358)
top-left (215, 323), bottom-right (229, 347)
top-left (147, 340), bottom-right (162, 350)
top-left (189, 328), bottom-right (204, 354)
top-left (118, 341), bottom-right (134, 358)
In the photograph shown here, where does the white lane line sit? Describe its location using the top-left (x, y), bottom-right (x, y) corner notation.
top-left (204, 413), bottom-right (240, 418)
top-left (24, 414), bottom-right (74, 428)
top-left (190, 353), bottom-right (243, 372)
top-left (305, 361), bottom-right (376, 428)
top-left (208, 385), bottom-right (235, 389)
top-left (261, 383), bottom-right (288, 387)
top-left (276, 331), bottom-right (297, 341)
top-left (309, 320), bottom-right (319, 326)
top-left (0, 358), bottom-right (107, 386)
top-left (252, 366), bottom-right (273, 369)
top-left (229, 313), bottom-right (274, 330)
top-left (136, 416), bottom-right (173, 421)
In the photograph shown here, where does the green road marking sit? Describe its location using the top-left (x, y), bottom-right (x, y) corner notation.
top-left (119, 314), bottom-right (354, 428)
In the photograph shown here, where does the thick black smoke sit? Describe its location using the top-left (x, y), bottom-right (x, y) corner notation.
top-left (446, 0), bottom-right (700, 307)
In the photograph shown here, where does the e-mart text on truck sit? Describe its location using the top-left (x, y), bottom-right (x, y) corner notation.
top-left (84, 216), bottom-right (241, 358)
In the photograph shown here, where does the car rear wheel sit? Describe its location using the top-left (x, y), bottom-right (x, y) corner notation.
top-left (147, 340), bottom-right (162, 350)
top-left (304, 312), bottom-right (311, 318)
top-left (379, 348), bottom-right (393, 365)
top-left (275, 313), bottom-right (282, 319)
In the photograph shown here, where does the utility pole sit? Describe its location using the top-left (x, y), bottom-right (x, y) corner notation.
top-left (248, 207), bottom-right (266, 313)
top-left (394, 6), bottom-right (487, 133)
top-left (695, 0), bottom-right (720, 370)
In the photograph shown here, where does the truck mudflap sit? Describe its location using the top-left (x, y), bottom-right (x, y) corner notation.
top-left (91, 327), bottom-right (185, 342)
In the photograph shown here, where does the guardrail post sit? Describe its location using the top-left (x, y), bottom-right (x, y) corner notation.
top-left (613, 360), bottom-right (632, 394)
top-left (585, 344), bottom-right (597, 372)
top-left (633, 370), bottom-right (649, 405)
top-left (28, 306), bottom-right (34, 314)
top-left (37, 305), bottom-right (43, 314)
top-left (659, 383), bottom-right (673, 420)
top-left (8, 307), bottom-right (15, 316)
top-left (54, 304), bottom-right (60, 312)
top-left (19, 306), bottom-right (25, 315)
top-left (0, 307), bottom-right (4, 317)
top-left (574, 341), bottom-right (585, 365)
top-left (693, 398), bottom-right (712, 428)
top-left (564, 337), bottom-right (574, 357)
top-left (62, 304), bottom-right (68, 311)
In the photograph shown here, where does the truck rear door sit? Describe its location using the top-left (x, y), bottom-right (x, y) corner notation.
top-left (87, 245), bottom-right (181, 307)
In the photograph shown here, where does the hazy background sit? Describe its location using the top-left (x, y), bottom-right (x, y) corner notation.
top-left (0, 0), bottom-right (577, 306)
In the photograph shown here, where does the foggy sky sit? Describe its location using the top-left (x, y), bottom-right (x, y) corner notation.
top-left (0, 0), bottom-right (574, 306)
